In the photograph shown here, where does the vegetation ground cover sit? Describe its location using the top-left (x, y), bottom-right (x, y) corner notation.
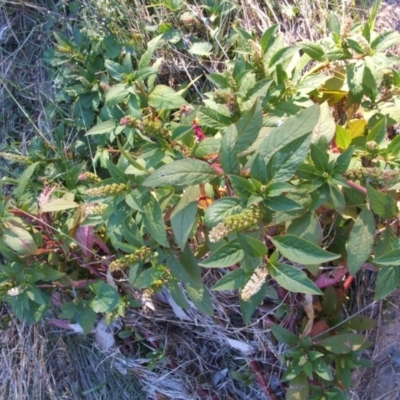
top-left (2, 0), bottom-right (400, 399)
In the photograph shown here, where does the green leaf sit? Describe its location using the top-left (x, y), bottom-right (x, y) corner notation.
top-left (104, 59), bottom-right (125, 81)
top-left (237, 233), bottom-right (267, 257)
top-left (86, 120), bottom-right (118, 136)
top-left (367, 183), bottom-right (399, 219)
top-left (14, 162), bottom-right (39, 201)
top-left (148, 85), bottom-right (187, 110)
top-left (375, 266), bottom-right (400, 299)
top-left (167, 250), bottom-right (198, 286)
top-left (271, 235), bottom-right (340, 264)
top-left (211, 268), bottom-right (249, 291)
top-left (327, 12), bottom-right (341, 35)
top-left (260, 24), bottom-right (279, 53)
top-left (313, 359), bottom-right (333, 381)
top-left (221, 125), bottom-right (240, 175)
top-left (35, 264), bottom-right (65, 282)
top-left (316, 333), bottom-right (372, 354)
top-left (198, 107), bottom-right (232, 129)
top-left (334, 145), bottom-right (354, 174)
top-left (287, 213), bottom-right (322, 245)
top-left (344, 315), bottom-right (377, 331)
top-left (188, 42), bottom-right (212, 56)
top-left (168, 280), bottom-right (188, 309)
top-left (193, 138), bottom-right (221, 158)
top-left (138, 34), bottom-right (162, 69)
top-left (301, 42), bottom-right (325, 61)
top-left (371, 31), bottom-right (400, 52)
top-left (89, 281), bottom-right (120, 313)
top-left (235, 99), bottom-right (262, 154)
top-left (143, 159), bottom-right (218, 187)
top-left (185, 283), bottom-right (214, 316)
top-left (366, 116), bottom-right (387, 144)
top-left (347, 60), bottom-right (365, 103)
top-left (171, 192), bottom-right (198, 250)
top-left (105, 84), bottom-right (129, 107)
top-left (265, 195), bottom-right (302, 212)
top-left (39, 198), bottom-right (79, 213)
top-left (312, 102), bottom-right (336, 144)
top-left (142, 195), bottom-right (169, 247)
top-left (271, 324), bottom-right (298, 345)
top-left (310, 143), bottom-right (329, 172)
top-left (135, 267), bottom-right (164, 288)
top-left (374, 248), bottom-right (400, 265)
top-left (286, 372), bottom-right (309, 400)
top-left (268, 263), bottom-right (322, 295)
top-left (346, 208), bottom-right (375, 275)
top-left (80, 306), bottom-right (97, 335)
top-left (200, 240), bottom-right (245, 268)
top-left (335, 125), bottom-right (352, 150)
top-left (240, 283), bottom-right (267, 324)
top-left (204, 197), bottom-right (243, 229)
top-left (229, 175), bottom-right (256, 198)
top-left (3, 223), bottom-right (38, 256)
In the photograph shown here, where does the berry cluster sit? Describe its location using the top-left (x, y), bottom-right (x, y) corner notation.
top-left (241, 266), bottom-right (269, 301)
top-left (86, 183), bottom-right (127, 197)
top-left (209, 206), bottom-right (261, 242)
top-left (78, 172), bottom-right (101, 183)
top-left (249, 40), bottom-right (266, 81)
top-left (109, 247), bottom-right (152, 272)
top-left (0, 152), bottom-right (31, 164)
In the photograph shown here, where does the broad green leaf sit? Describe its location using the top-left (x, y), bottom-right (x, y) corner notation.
top-left (366, 116), bottom-right (387, 144)
top-left (316, 333), bottom-right (372, 354)
top-left (268, 263), bottom-right (322, 295)
top-left (39, 198), bottom-right (79, 213)
top-left (371, 31), bottom-right (400, 52)
top-left (271, 325), bottom-right (298, 345)
top-left (14, 162), bottom-right (39, 201)
top-left (265, 195), bottom-right (302, 212)
top-left (185, 283), bottom-right (214, 316)
top-left (189, 41), bottom-right (212, 56)
top-left (193, 137), bottom-right (221, 158)
top-left (89, 281), bottom-right (120, 313)
top-left (135, 267), bottom-right (164, 288)
top-left (271, 235), bottom-right (340, 264)
top-left (200, 240), bottom-right (245, 268)
top-left (347, 60), bottom-right (365, 103)
top-left (138, 34), bottom-right (162, 69)
top-left (79, 306), bottom-right (97, 335)
top-left (197, 107), bottom-right (232, 129)
top-left (335, 125), bottom-right (352, 150)
top-left (142, 195), bottom-right (169, 247)
top-left (327, 12), bottom-right (340, 35)
top-left (3, 223), bottom-right (38, 256)
top-left (367, 183), bottom-right (398, 219)
top-left (235, 99), bottom-right (262, 153)
top-left (148, 85), bottom-right (187, 110)
top-left (86, 120), bottom-right (117, 136)
top-left (374, 248), bottom-right (400, 265)
top-left (104, 59), bottom-right (125, 81)
top-left (204, 197), bottom-right (243, 229)
top-left (260, 24), bottom-right (279, 53)
top-left (240, 283), bottom-right (267, 324)
top-left (375, 266), bottom-right (400, 299)
top-left (286, 372), bottom-right (309, 400)
top-left (268, 45), bottom-right (298, 68)
top-left (346, 208), bottom-right (375, 275)
top-left (386, 134), bottom-right (400, 156)
top-left (329, 183), bottom-right (346, 210)
top-left (344, 315), bottom-right (377, 331)
top-left (287, 213), bottom-right (322, 245)
top-left (211, 268), bottom-right (249, 291)
top-left (313, 359), bottom-right (334, 381)
top-left (229, 175), bottom-right (256, 198)
top-left (221, 125), bottom-right (240, 175)
top-left (266, 133), bottom-right (312, 183)
top-left (167, 251), bottom-right (198, 286)
top-left (310, 143), bottom-right (329, 172)
top-left (301, 42), bottom-right (325, 61)
top-left (105, 84), bottom-right (129, 107)
top-left (312, 102), bottom-right (335, 143)
top-left (168, 280), bottom-right (188, 309)
top-left (143, 159), bottom-right (218, 187)
top-left (334, 145), bottom-right (354, 174)
top-left (171, 191), bottom-right (198, 249)
top-left (237, 233), bottom-right (267, 257)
